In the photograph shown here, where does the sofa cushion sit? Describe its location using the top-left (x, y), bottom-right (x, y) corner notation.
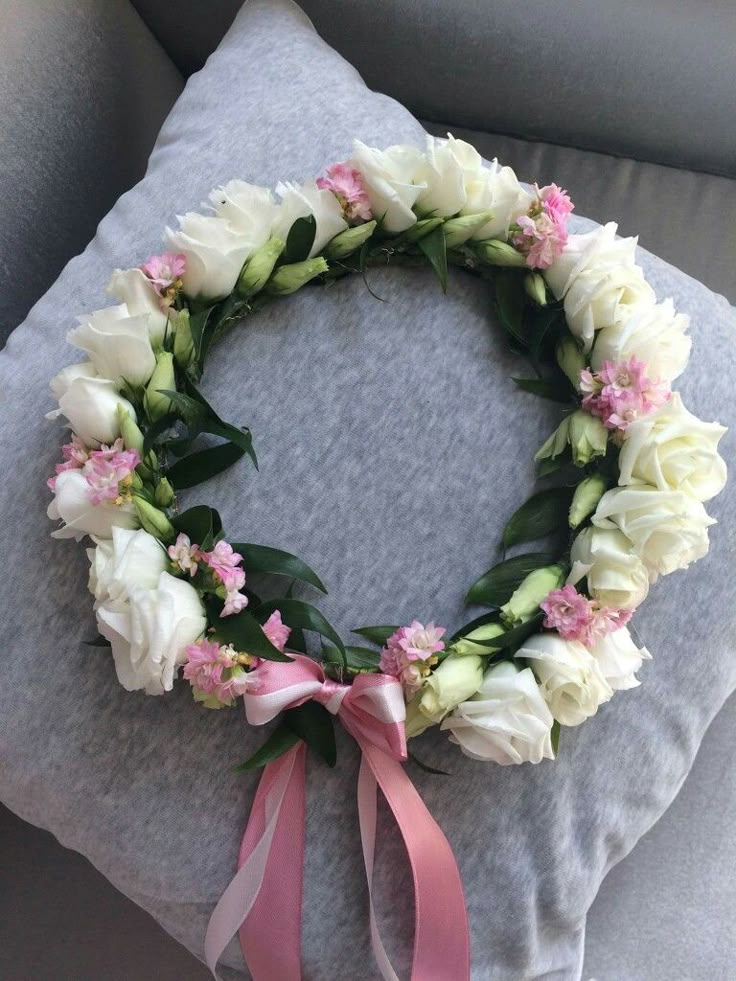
top-left (0, 2), bottom-right (734, 978)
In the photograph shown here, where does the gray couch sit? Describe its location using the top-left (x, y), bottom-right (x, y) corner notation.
top-left (1, 2), bottom-right (734, 978)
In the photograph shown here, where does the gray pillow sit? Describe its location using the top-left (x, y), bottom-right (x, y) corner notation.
top-left (0, 1), bottom-right (733, 978)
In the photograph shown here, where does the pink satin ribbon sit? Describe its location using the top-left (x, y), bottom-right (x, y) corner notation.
top-left (205, 655), bottom-right (470, 980)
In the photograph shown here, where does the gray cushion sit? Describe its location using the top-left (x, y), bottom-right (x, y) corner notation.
top-left (0, 0), bottom-right (183, 340)
top-left (0, 2), bottom-right (734, 978)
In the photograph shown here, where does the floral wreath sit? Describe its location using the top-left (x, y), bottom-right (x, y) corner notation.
top-left (46, 136), bottom-right (727, 978)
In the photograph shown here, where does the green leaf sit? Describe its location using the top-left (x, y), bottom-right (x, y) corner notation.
top-left (142, 412), bottom-right (180, 455)
top-left (160, 389), bottom-right (255, 456)
top-left (512, 377), bottom-right (576, 404)
top-left (449, 612), bottom-right (501, 643)
top-left (489, 612), bottom-right (545, 652)
top-left (212, 609), bottom-right (291, 661)
top-left (495, 271), bottom-right (526, 346)
top-left (83, 634), bottom-right (112, 648)
top-left (408, 750), bottom-right (451, 776)
top-left (466, 552), bottom-right (556, 607)
top-left (229, 543), bottom-right (327, 593)
top-left (537, 451), bottom-right (571, 477)
top-left (283, 215), bottom-right (317, 264)
top-left (551, 720), bottom-right (561, 755)
top-left (502, 486), bottom-right (574, 548)
top-left (256, 598), bottom-right (346, 661)
top-left (284, 701), bottom-right (336, 767)
top-left (322, 643), bottom-right (382, 673)
top-left (352, 625), bottom-right (399, 646)
top-left (165, 442), bottom-right (246, 490)
top-left (417, 225), bottom-right (448, 293)
top-left (172, 505), bottom-right (222, 550)
top-left (233, 723), bottom-right (300, 772)
top-left (188, 305), bottom-right (216, 364)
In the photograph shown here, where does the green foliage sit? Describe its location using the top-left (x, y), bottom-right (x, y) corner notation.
top-left (466, 552), bottom-right (557, 607)
top-left (502, 486), bottom-right (575, 548)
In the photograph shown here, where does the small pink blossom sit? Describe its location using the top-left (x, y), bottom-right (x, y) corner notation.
top-left (83, 442), bottom-right (140, 505)
top-left (200, 540), bottom-right (244, 589)
top-left (538, 183), bottom-right (574, 225)
top-left (380, 620), bottom-right (446, 695)
top-left (183, 638), bottom-right (233, 694)
top-left (581, 357), bottom-right (670, 431)
top-left (262, 610), bottom-right (291, 652)
top-left (222, 588), bottom-right (249, 618)
top-left (542, 585), bottom-right (635, 647)
top-left (140, 252), bottom-right (186, 293)
top-left (167, 533), bottom-right (200, 576)
top-left (317, 162), bottom-right (372, 223)
top-left (47, 435), bottom-right (90, 490)
top-left (511, 212), bottom-right (567, 270)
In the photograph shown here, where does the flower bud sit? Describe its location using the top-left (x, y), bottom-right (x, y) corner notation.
top-left (568, 409), bottom-right (608, 465)
top-left (417, 654), bottom-right (484, 723)
top-left (143, 351), bottom-right (176, 422)
top-left (266, 256), bottom-right (329, 296)
top-left (237, 236), bottom-right (285, 296)
top-left (404, 695), bottom-right (433, 738)
top-left (474, 239), bottom-right (527, 268)
top-left (117, 406), bottom-right (145, 455)
top-left (133, 496), bottom-right (175, 542)
top-left (403, 217), bottom-right (444, 243)
top-left (172, 309), bottom-right (195, 369)
top-left (500, 565), bottom-right (566, 627)
top-left (450, 622), bottom-right (506, 656)
top-left (524, 271), bottom-right (547, 306)
top-left (442, 211), bottom-right (494, 249)
top-left (130, 471), bottom-right (144, 492)
top-left (154, 477), bottom-right (175, 508)
top-left (324, 220), bottom-right (377, 260)
top-left (569, 473), bottom-right (607, 528)
top-left (556, 336), bottom-right (586, 390)
top-left (535, 418), bottom-right (571, 463)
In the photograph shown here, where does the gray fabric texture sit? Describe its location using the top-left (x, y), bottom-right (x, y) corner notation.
top-left (0, 2), bottom-right (734, 979)
top-left (0, 0), bottom-right (183, 340)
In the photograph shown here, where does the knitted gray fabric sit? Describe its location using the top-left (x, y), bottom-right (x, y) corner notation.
top-left (0, 2), bottom-right (733, 978)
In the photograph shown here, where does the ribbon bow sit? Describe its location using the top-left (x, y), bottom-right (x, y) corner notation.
top-left (205, 655), bottom-right (470, 981)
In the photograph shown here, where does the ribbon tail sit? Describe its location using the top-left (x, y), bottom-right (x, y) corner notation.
top-left (205, 743), bottom-right (306, 981)
top-left (358, 744), bottom-right (470, 981)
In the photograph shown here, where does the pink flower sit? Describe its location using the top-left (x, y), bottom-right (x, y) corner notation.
top-left (167, 533), bottom-right (200, 576)
top-left (262, 610), bottom-right (291, 651)
top-left (200, 540), bottom-right (244, 588)
top-left (317, 162), bottom-right (372, 223)
top-left (380, 620), bottom-right (446, 695)
top-left (542, 585), bottom-right (636, 647)
top-left (538, 183), bottom-right (574, 225)
top-left (47, 435), bottom-right (90, 490)
top-left (222, 588), bottom-right (249, 618)
top-left (581, 357), bottom-right (670, 431)
top-left (82, 441), bottom-right (140, 505)
top-left (511, 212), bottom-right (567, 270)
top-left (140, 252), bottom-right (186, 293)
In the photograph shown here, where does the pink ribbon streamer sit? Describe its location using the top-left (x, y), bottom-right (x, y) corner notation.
top-left (205, 655), bottom-right (470, 980)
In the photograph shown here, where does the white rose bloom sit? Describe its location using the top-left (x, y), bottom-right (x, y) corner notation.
top-left (516, 632), bottom-right (613, 727)
top-left (209, 179), bottom-right (279, 244)
top-left (589, 627), bottom-right (651, 692)
top-left (349, 140), bottom-right (426, 233)
top-left (47, 470), bottom-right (138, 541)
top-left (441, 661), bottom-right (555, 765)
top-left (413, 135), bottom-right (469, 218)
top-left (87, 527), bottom-right (167, 606)
top-left (459, 151), bottom-right (532, 241)
top-left (67, 305), bottom-right (156, 387)
top-left (618, 393), bottom-right (727, 503)
top-left (49, 360), bottom-right (98, 400)
top-left (591, 298), bottom-right (691, 382)
top-left (96, 572), bottom-right (206, 695)
top-left (107, 268), bottom-right (168, 345)
top-left (592, 485), bottom-right (715, 579)
top-left (544, 222), bottom-right (655, 351)
top-left (569, 526), bottom-right (650, 610)
top-left (164, 212), bottom-right (254, 300)
top-left (56, 376), bottom-right (135, 447)
top-left (273, 180), bottom-right (348, 256)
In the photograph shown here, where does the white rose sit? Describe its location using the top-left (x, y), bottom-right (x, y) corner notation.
top-left (516, 632), bottom-right (612, 726)
top-left (592, 485), bottom-right (715, 579)
top-left (47, 470), bottom-right (138, 541)
top-left (413, 135), bottom-right (469, 218)
top-left (67, 305), bottom-right (156, 387)
top-left (589, 627), bottom-right (651, 692)
top-left (441, 661), bottom-right (555, 765)
top-left (87, 527), bottom-right (167, 606)
top-left (591, 298), bottom-right (691, 382)
top-left (49, 360), bottom-right (97, 400)
top-left (273, 179), bottom-right (348, 257)
top-left (544, 222), bottom-right (655, 351)
top-left (618, 393), bottom-right (727, 503)
top-left (569, 526), bottom-right (650, 610)
top-left (107, 268), bottom-right (169, 345)
top-left (96, 572), bottom-right (206, 695)
top-left (459, 151), bottom-right (532, 241)
top-left (349, 140), bottom-right (426, 233)
top-left (164, 212), bottom-right (253, 300)
top-left (209, 179), bottom-right (279, 244)
top-left (56, 376), bottom-right (135, 447)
